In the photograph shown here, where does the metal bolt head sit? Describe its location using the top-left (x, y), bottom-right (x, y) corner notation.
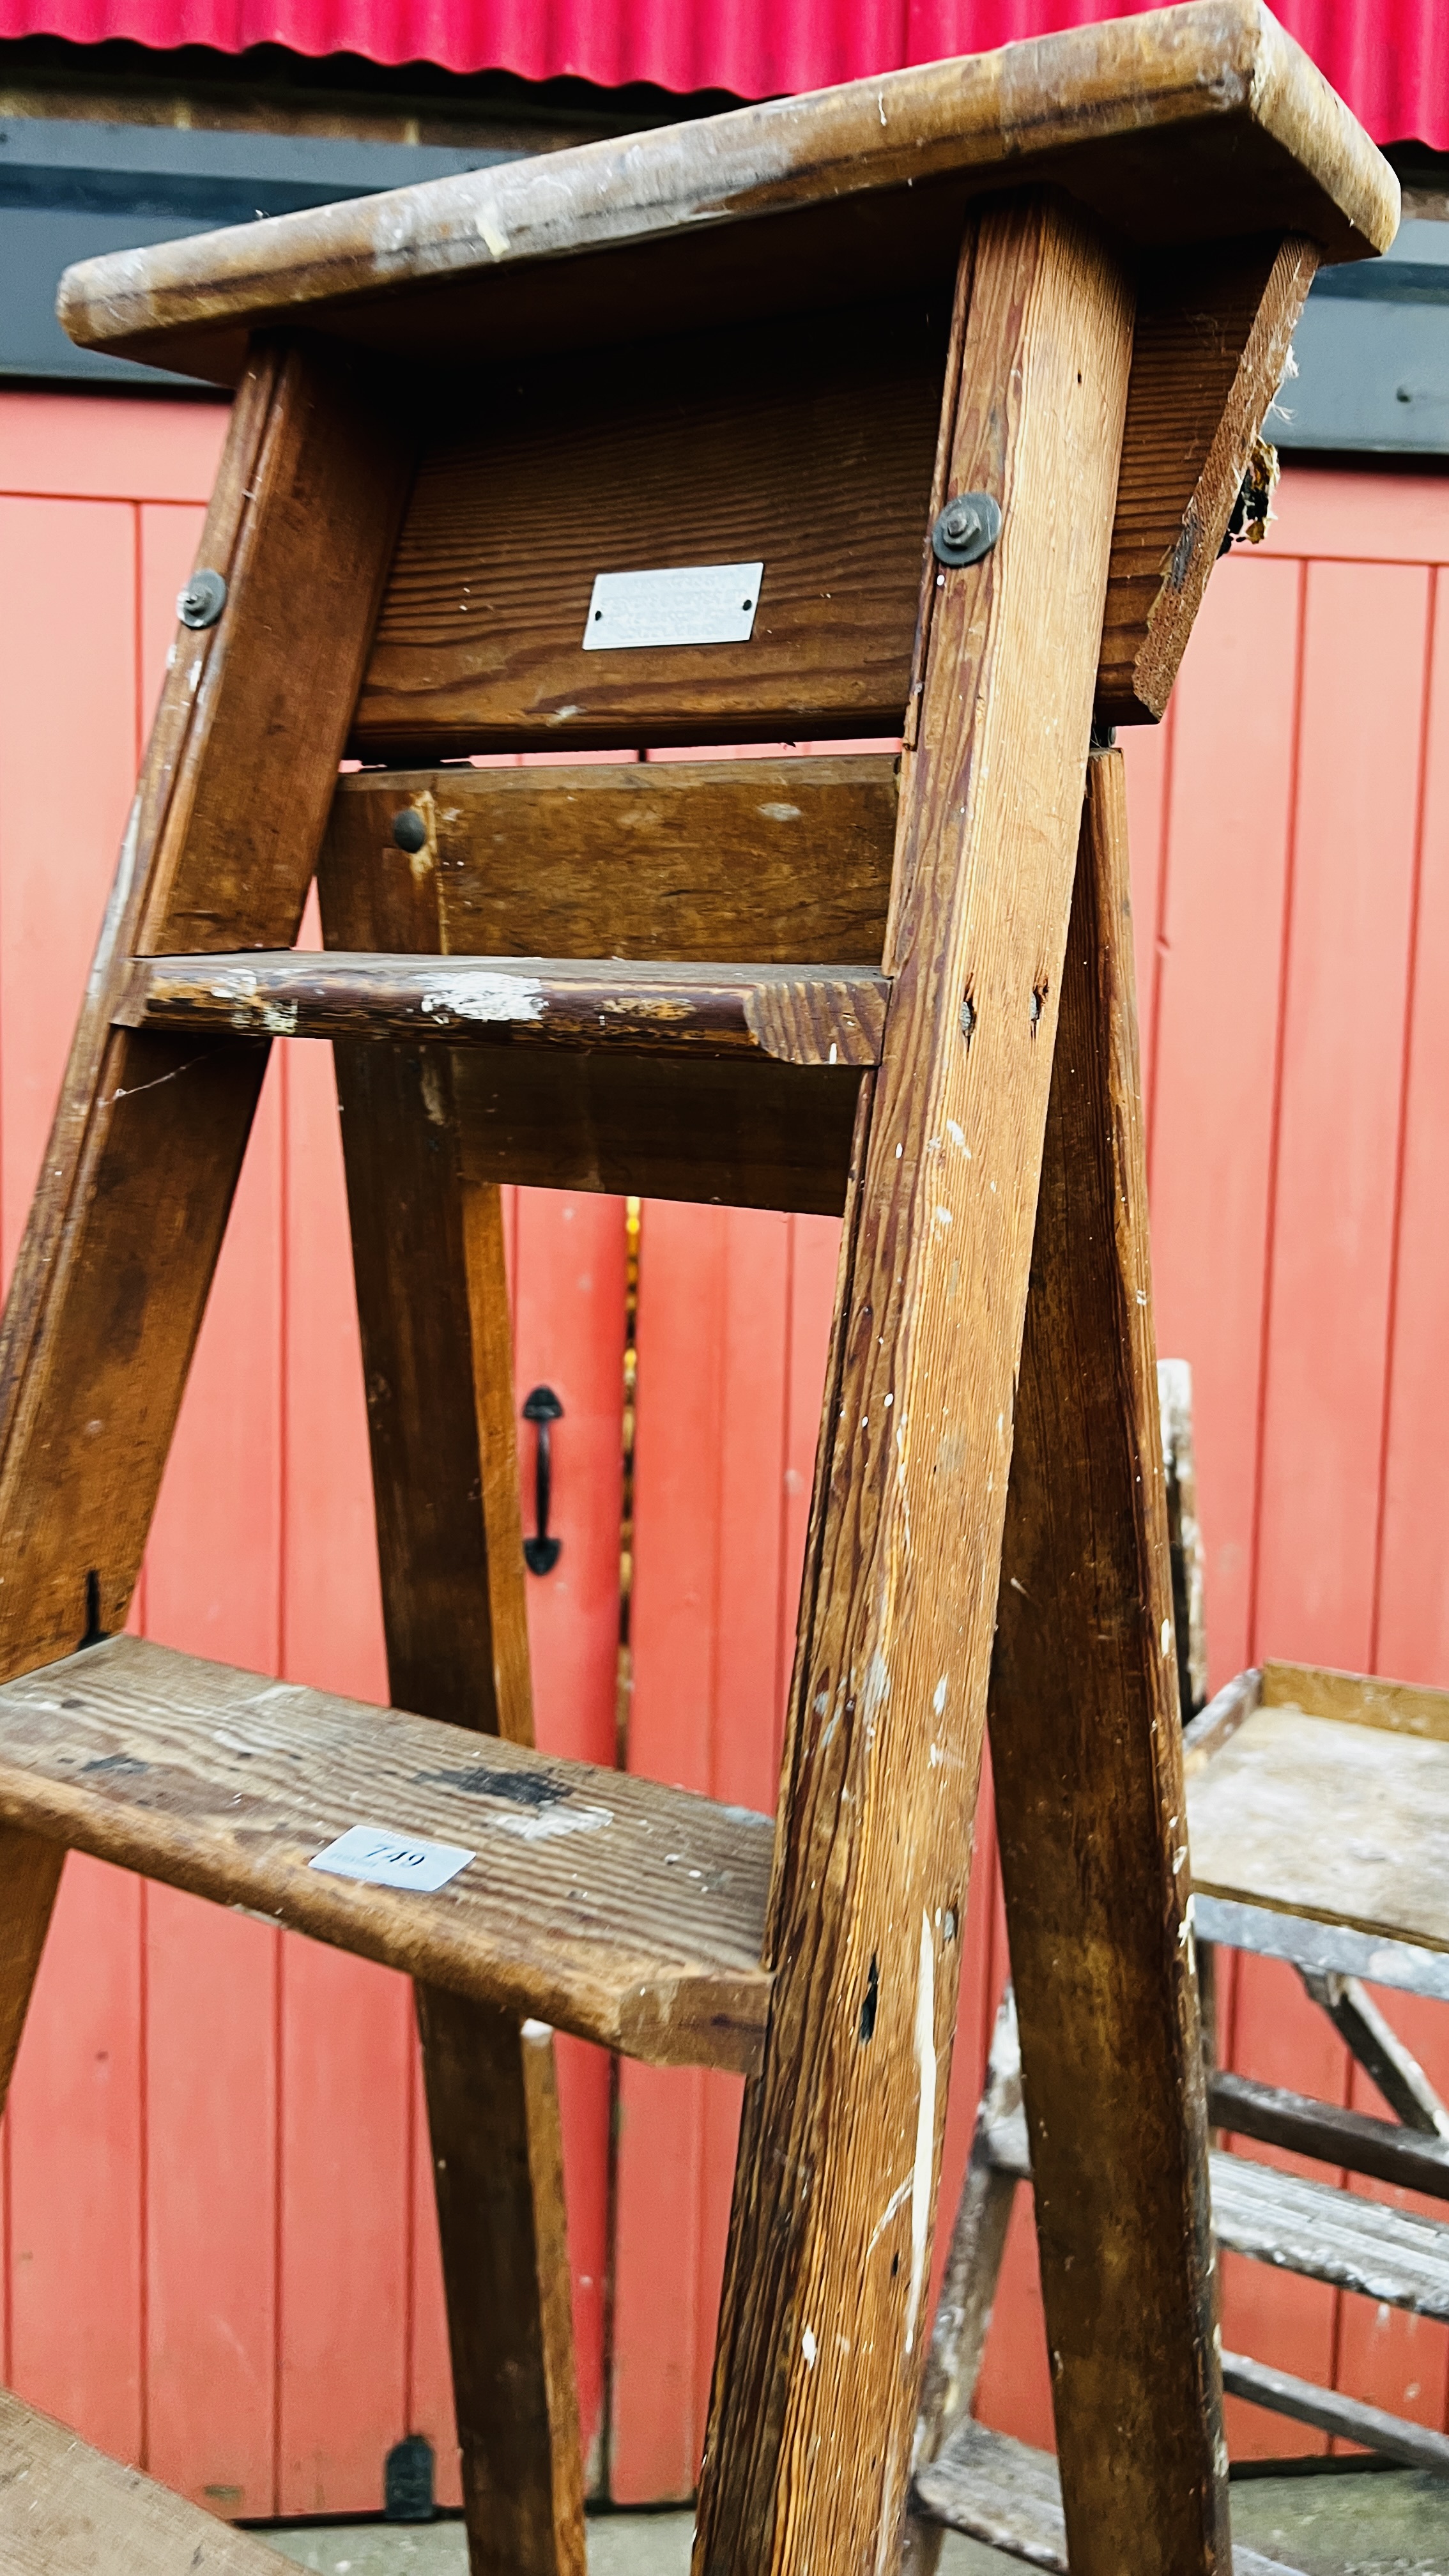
top-left (392, 809), bottom-right (428, 854)
top-left (176, 567), bottom-right (227, 630)
top-left (931, 492), bottom-right (1002, 569)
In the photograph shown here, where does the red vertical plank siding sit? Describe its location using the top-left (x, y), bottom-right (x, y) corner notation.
top-left (4, 1857), bottom-right (146, 2460)
top-left (613, 1201), bottom-right (738, 2503)
top-left (1145, 556), bottom-right (1304, 1692)
top-left (1377, 571), bottom-right (1449, 1687)
top-left (0, 483), bottom-right (146, 2463)
top-left (1252, 558), bottom-right (1429, 1671)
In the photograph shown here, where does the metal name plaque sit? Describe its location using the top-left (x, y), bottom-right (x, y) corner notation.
top-left (583, 562), bottom-right (763, 651)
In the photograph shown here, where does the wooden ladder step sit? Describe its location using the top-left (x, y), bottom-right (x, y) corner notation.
top-left (116, 952), bottom-right (890, 1065)
top-left (1211, 2149), bottom-right (1449, 2319)
top-left (1209, 2067), bottom-right (1449, 2200)
top-left (0, 2384), bottom-right (289, 2573)
top-left (0, 1635), bottom-right (772, 2071)
top-left (912, 2421), bottom-right (1303, 2575)
top-left (982, 2106), bottom-right (1449, 2317)
top-left (1221, 2349), bottom-right (1449, 2475)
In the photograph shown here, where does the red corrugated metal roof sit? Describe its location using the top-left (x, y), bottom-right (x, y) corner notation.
top-left (0, 0), bottom-right (1439, 148)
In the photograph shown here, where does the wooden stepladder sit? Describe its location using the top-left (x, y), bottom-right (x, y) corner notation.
top-left (0, 10), bottom-right (1395, 2575)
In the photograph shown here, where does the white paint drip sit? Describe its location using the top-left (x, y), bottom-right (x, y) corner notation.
top-left (861, 1652), bottom-right (891, 1720)
top-left (421, 972), bottom-right (545, 1024)
top-left (864, 2173), bottom-right (913, 2260)
top-left (1161, 1618), bottom-right (1173, 1655)
top-left (757, 801), bottom-right (802, 823)
top-left (905, 1912), bottom-right (936, 2357)
top-left (419, 1059), bottom-right (448, 1128)
top-left (486, 1802), bottom-right (611, 1843)
top-left (801, 2325), bottom-right (818, 2369)
top-left (931, 1676), bottom-right (947, 1716)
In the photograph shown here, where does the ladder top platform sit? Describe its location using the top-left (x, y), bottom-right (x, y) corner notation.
top-left (1186, 1658), bottom-right (1449, 1959)
top-left (58, 0), bottom-right (1397, 387)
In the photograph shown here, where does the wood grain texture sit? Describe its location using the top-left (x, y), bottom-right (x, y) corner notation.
top-left (325, 758), bottom-right (899, 967)
top-left (1209, 2070), bottom-right (1449, 2199)
top-left (319, 739), bottom-right (583, 2575)
top-left (0, 1824), bottom-right (64, 2112)
top-left (355, 303), bottom-right (946, 754)
top-left (695, 197), bottom-right (1135, 2576)
top-left (986, 745), bottom-right (1226, 2576)
top-left (56, 3), bottom-right (1394, 385)
top-left (0, 1634), bottom-right (774, 2071)
top-left (452, 1050), bottom-right (863, 1216)
top-left (903, 1997), bottom-right (1023, 2576)
top-left (0, 337), bottom-right (411, 1680)
top-left (1098, 234), bottom-right (1318, 724)
top-left (417, 1992), bottom-right (585, 2576)
top-left (1187, 1703), bottom-right (1449, 1953)
top-left (0, 2386), bottom-right (289, 2575)
top-left (118, 953), bottom-right (890, 1066)
top-left (1262, 1657), bottom-right (1449, 1742)
top-left (1210, 2151), bottom-right (1449, 2318)
top-left (1219, 2349), bottom-right (1449, 2472)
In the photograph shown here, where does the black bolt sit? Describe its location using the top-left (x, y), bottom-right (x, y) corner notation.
top-left (931, 491), bottom-right (1002, 569)
top-left (392, 809), bottom-right (428, 854)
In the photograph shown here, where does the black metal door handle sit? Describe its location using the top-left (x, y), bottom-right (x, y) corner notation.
top-left (522, 1385), bottom-right (563, 1575)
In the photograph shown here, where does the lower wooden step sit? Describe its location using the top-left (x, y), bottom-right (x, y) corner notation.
top-left (0, 1634), bottom-right (773, 2072)
top-left (912, 2421), bottom-right (1302, 2574)
top-left (983, 2108), bottom-right (1449, 2320)
top-left (0, 2385), bottom-right (287, 2573)
top-left (1211, 2149), bottom-right (1449, 2320)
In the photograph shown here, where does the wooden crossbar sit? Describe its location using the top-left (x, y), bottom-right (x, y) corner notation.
top-left (116, 953), bottom-right (890, 1064)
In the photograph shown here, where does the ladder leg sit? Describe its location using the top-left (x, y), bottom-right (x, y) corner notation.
top-left (695, 196), bottom-right (1137, 2576)
top-left (0, 1827), bottom-right (65, 2113)
top-left (0, 339), bottom-right (410, 1678)
top-left (322, 832), bottom-right (585, 2576)
top-left (988, 750), bottom-right (1229, 2573)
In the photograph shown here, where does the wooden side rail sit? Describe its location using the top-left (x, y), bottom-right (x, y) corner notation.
top-left (116, 953), bottom-right (890, 1066)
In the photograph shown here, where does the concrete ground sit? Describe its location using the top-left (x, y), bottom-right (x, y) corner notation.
top-left (263, 2516), bottom-right (989, 2573)
top-left (259, 2471), bottom-right (1446, 2576)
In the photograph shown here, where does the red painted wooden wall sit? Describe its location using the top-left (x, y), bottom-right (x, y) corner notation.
top-left (3, 388), bottom-right (1448, 2508)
